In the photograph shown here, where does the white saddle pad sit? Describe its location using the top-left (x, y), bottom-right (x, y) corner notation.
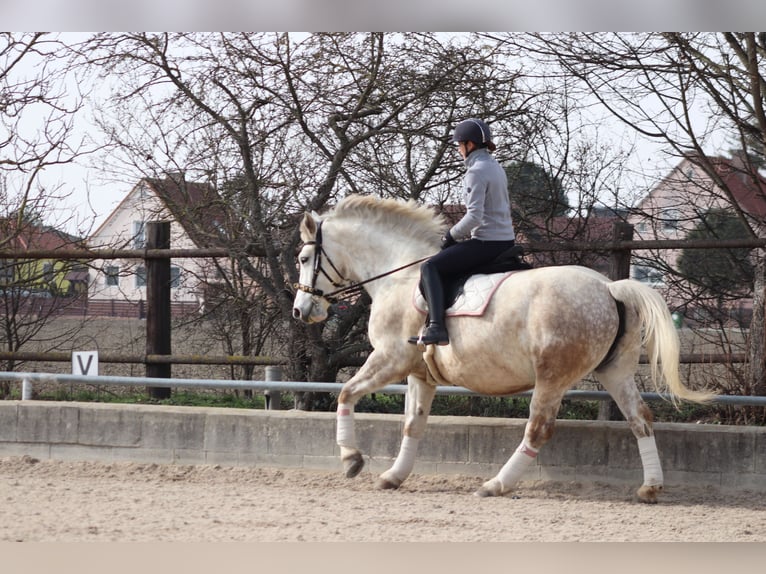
top-left (413, 272), bottom-right (514, 317)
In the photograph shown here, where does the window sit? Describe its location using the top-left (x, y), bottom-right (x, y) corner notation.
top-left (134, 266), bottom-right (180, 288)
top-left (170, 266), bottom-right (181, 288)
top-left (0, 262), bottom-right (14, 284)
top-left (633, 265), bottom-right (664, 286)
top-left (663, 209), bottom-right (680, 232)
top-left (133, 220), bottom-right (146, 249)
top-left (105, 265), bottom-right (120, 287)
top-left (42, 262), bottom-right (55, 283)
top-left (135, 265), bottom-right (146, 288)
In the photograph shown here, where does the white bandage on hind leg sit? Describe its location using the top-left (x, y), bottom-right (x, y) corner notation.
top-left (388, 436), bottom-right (420, 480)
top-left (637, 435), bottom-right (663, 486)
top-left (336, 403), bottom-right (356, 447)
top-left (496, 442), bottom-right (539, 489)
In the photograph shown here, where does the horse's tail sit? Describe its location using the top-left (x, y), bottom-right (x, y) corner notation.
top-left (606, 279), bottom-right (716, 404)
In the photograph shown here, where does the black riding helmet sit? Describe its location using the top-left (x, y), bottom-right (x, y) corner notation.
top-left (450, 118), bottom-right (496, 152)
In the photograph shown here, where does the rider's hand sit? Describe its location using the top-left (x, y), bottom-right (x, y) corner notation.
top-left (440, 230), bottom-right (456, 250)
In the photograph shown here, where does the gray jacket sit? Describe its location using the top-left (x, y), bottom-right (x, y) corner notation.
top-left (449, 149), bottom-right (515, 241)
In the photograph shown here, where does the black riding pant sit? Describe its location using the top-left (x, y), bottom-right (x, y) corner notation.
top-left (423, 238), bottom-right (516, 278)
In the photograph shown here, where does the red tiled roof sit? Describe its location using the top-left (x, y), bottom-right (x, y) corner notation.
top-left (0, 218), bottom-right (84, 251)
top-left (144, 175), bottom-right (231, 249)
top-left (708, 156), bottom-right (766, 219)
top-left (642, 153), bottom-right (766, 220)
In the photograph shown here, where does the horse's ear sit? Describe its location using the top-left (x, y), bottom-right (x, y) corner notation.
top-left (300, 211), bottom-right (318, 242)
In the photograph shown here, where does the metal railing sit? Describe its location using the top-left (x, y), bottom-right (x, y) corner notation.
top-left (3, 370), bottom-right (766, 408)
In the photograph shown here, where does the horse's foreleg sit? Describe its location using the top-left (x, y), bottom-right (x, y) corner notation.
top-left (475, 385), bottom-right (562, 498)
top-left (336, 403), bottom-right (365, 479)
top-left (377, 373), bottom-right (435, 490)
top-left (336, 351), bottom-right (412, 479)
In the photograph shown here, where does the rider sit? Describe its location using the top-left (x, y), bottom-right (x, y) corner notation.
top-left (408, 118), bottom-right (516, 346)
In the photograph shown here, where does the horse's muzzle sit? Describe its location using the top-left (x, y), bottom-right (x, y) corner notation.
top-left (292, 291), bottom-right (329, 324)
top-left (292, 302), bottom-right (321, 323)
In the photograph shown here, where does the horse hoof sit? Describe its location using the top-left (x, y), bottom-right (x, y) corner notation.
top-left (474, 479), bottom-right (503, 498)
top-left (376, 476), bottom-right (402, 490)
top-left (342, 452), bottom-right (365, 478)
top-left (637, 484), bottom-right (663, 504)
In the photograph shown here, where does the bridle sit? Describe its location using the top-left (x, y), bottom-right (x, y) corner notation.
top-left (293, 219), bottom-right (430, 303)
top-left (294, 220), bottom-right (349, 303)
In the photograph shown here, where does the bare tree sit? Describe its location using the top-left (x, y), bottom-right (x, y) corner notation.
top-left (496, 32), bottom-right (766, 396)
top-left (80, 32), bottom-right (579, 408)
top-left (0, 33), bottom-right (94, 395)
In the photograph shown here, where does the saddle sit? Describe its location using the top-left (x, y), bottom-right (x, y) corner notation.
top-left (416, 245), bottom-right (532, 315)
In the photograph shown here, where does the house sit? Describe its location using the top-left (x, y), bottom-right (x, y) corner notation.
top-left (626, 153), bottom-right (766, 325)
top-left (0, 217), bottom-right (88, 299)
top-left (87, 173), bottom-right (229, 317)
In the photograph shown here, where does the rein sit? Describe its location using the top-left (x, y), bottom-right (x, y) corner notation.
top-left (294, 220), bottom-right (430, 302)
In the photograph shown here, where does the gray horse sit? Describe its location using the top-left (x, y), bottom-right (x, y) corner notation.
top-left (292, 195), bottom-right (713, 502)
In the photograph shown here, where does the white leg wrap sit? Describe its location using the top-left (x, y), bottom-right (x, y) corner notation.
top-left (336, 404), bottom-right (356, 447)
top-left (388, 436), bottom-right (419, 481)
top-left (637, 435), bottom-right (663, 486)
top-left (496, 442), bottom-right (539, 490)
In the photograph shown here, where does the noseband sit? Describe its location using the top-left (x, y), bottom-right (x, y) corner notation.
top-left (293, 219), bottom-right (430, 303)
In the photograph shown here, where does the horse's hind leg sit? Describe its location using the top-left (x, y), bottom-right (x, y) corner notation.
top-left (377, 372), bottom-right (436, 490)
top-left (475, 384), bottom-right (564, 498)
top-left (594, 367), bottom-right (663, 504)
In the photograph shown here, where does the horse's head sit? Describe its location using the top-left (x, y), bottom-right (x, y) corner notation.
top-left (292, 211), bottom-right (336, 323)
top-left (292, 195), bottom-right (444, 323)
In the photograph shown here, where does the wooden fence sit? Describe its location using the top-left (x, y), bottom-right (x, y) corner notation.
top-left (2, 220), bottom-right (765, 384)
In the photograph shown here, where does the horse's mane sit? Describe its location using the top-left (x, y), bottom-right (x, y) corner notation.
top-left (326, 195), bottom-right (446, 245)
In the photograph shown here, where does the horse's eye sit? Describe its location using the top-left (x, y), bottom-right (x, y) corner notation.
top-left (299, 256), bottom-right (309, 265)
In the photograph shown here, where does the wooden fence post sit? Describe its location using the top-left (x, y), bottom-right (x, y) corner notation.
top-left (609, 221), bottom-right (634, 282)
top-left (598, 221), bottom-right (634, 421)
top-left (146, 221), bottom-right (172, 400)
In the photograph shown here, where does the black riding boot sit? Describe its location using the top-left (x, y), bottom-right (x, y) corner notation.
top-left (408, 263), bottom-right (449, 346)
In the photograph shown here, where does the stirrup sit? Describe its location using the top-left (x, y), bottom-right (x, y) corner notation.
top-left (408, 323), bottom-right (449, 346)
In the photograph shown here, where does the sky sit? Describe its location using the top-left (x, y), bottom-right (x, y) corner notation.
top-left (4, 4), bottom-right (762, 236)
